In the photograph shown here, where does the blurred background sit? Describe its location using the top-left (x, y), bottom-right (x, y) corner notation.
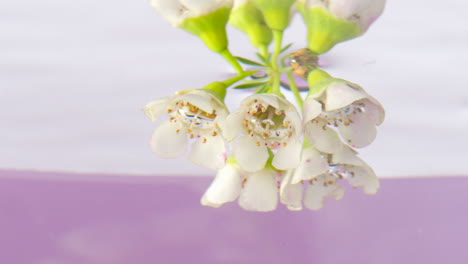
top-left (1, 0), bottom-right (468, 263)
top-left (1, 0), bottom-right (467, 177)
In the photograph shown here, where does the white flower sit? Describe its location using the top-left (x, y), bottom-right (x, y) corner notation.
top-left (151, 0), bottom-right (233, 27)
top-left (280, 146), bottom-right (379, 210)
top-left (224, 93), bottom-right (302, 172)
top-left (144, 89), bottom-right (229, 169)
top-left (303, 80), bottom-right (384, 151)
top-left (306, 0), bottom-right (386, 33)
top-left (201, 163), bottom-right (280, 212)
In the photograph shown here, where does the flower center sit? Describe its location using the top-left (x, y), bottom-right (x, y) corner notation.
top-left (321, 101), bottom-right (366, 126)
top-left (168, 100), bottom-right (220, 140)
top-left (244, 102), bottom-right (294, 148)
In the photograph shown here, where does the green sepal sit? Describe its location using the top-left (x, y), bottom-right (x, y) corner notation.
top-left (202, 81), bottom-right (227, 102)
top-left (226, 154), bottom-right (237, 164)
top-left (264, 149), bottom-right (276, 170)
top-left (303, 6), bottom-right (361, 54)
top-left (180, 7), bottom-right (231, 53)
top-left (252, 0), bottom-right (295, 31)
top-left (307, 68), bottom-right (334, 96)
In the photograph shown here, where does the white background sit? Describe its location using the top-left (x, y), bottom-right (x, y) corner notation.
top-left (1, 0), bottom-right (467, 177)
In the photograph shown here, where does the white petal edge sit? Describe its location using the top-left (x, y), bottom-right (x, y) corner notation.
top-left (201, 164), bottom-right (242, 207)
top-left (150, 120), bottom-right (187, 158)
top-left (325, 82), bottom-right (368, 112)
top-left (280, 170), bottom-right (303, 211)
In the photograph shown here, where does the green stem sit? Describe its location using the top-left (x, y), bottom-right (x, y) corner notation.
top-left (220, 49), bottom-right (244, 74)
top-left (259, 44), bottom-right (269, 64)
top-left (286, 71), bottom-right (303, 108)
top-left (221, 70), bottom-right (257, 87)
top-left (270, 30), bottom-right (283, 94)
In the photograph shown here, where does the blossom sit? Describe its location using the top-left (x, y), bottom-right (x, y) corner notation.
top-left (201, 162), bottom-right (280, 212)
top-left (303, 72), bottom-right (385, 152)
top-left (223, 93), bottom-right (302, 172)
top-left (144, 89), bottom-right (229, 169)
top-left (280, 146), bottom-right (379, 210)
top-left (150, 0), bottom-right (233, 52)
top-left (302, 0), bottom-right (386, 53)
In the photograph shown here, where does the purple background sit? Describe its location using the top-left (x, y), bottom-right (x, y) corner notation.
top-left (1, 170), bottom-right (467, 264)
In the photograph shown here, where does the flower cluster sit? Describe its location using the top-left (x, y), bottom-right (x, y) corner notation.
top-left (146, 0), bottom-right (386, 211)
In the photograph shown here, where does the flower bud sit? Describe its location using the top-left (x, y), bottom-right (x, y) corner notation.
top-left (229, 0), bottom-right (272, 49)
top-left (302, 0), bottom-right (386, 54)
top-left (151, 0), bottom-right (233, 52)
top-left (251, 0), bottom-right (296, 31)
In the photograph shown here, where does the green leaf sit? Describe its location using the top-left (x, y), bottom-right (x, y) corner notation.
top-left (280, 42), bottom-right (293, 53)
top-left (233, 81), bottom-right (267, 89)
top-left (235, 56), bottom-right (264, 67)
top-left (256, 52), bottom-right (271, 65)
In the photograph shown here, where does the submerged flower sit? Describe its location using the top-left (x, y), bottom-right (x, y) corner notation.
top-left (280, 146), bottom-right (379, 210)
top-left (302, 0), bottom-right (386, 53)
top-left (304, 70), bottom-right (385, 152)
top-left (201, 162), bottom-right (280, 212)
top-left (144, 89), bottom-right (229, 169)
top-left (150, 0), bottom-right (233, 52)
top-left (224, 94), bottom-right (302, 172)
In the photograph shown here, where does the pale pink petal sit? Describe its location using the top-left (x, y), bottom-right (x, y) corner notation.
top-left (150, 120), bottom-right (187, 158)
top-left (338, 113), bottom-right (376, 148)
top-left (234, 135), bottom-right (269, 172)
top-left (304, 121), bottom-right (342, 154)
top-left (325, 82), bottom-right (368, 111)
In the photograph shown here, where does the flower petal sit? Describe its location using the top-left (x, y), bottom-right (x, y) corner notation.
top-left (303, 97), bottom-right (322, 123)
top-left (201, 164), bottom-right (242, 207)
top-left (338, 113), bottom-right (376, 148)
top-left (188, 135), bottom-right (226, 169)
top-left (347, 164), bottom-right (379, 194)
top-left (325, 82), bottom-right (368, 112)
top-left (304, 121), bottom-right (342, 154)
top-left (234, 135), bottom-right (269, 172)
top-left (280, 170), bottom-right (303, 211)
top-left (177, 91), bottom-right (216, 114)
top-left (272, 136), bottom-right (302, 170)
top-left (331, 145), bottom-right (365, 166)
top-left (222, 110), bottom-right (244, 141)
top-left (144, 96), bottom-right (170, 121)
top-left (291, 147), bottom-right (329, 184)
top-left (365, 97), bottom-right (385, 125)
top-left (239, 169), bottom-right (278, 212)
top-left (304, 176), bottom-right (345, 210)
top-left (150, 0), bottom-right (184, 25)
top-left (150, 120), bottom-right (187, 158)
